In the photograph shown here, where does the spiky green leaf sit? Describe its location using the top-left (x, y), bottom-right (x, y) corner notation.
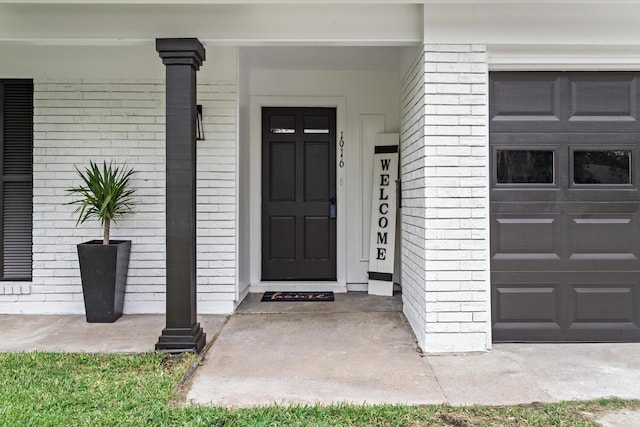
top-left (67, 161), bottom-right (136, 237)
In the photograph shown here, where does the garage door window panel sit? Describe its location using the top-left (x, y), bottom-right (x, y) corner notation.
top-left (495, 149), bottom-right (555, 185)
top-left (572, 149), bottom-right (632, 185)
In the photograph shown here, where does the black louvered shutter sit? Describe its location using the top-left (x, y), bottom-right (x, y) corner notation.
top-left (1, 80), bottom-right (33, 280)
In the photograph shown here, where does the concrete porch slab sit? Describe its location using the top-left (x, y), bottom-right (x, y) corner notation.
top-left (237, 291), bottom-right (403, 314)
top-left (187, 311), bottom-right (446, 407)
top-left (186, 293), bottom-right (640, 408)
top-left (188, 313), bottom-right (640, 408)
top-left (0, 314), bottom-right (227, 353)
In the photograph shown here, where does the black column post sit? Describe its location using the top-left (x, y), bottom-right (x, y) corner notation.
top-left (155, 38), bottom-right (206, 353)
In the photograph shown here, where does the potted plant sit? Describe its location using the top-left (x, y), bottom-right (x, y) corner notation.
top-left (68, 161), bottom-right (136, 323)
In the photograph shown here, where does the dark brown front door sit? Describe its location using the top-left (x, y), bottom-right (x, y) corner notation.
top-left (262, 107), bottom-right (337, 280)
top-left (490, 71), bottom-right (640, 342)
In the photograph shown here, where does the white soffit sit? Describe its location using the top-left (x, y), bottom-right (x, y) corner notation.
top-left (0, 3), bottom-right (422, 46)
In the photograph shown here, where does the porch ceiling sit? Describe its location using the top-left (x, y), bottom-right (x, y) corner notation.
top-left (241, 46), bottom-right (403, 72)
top-left (0, 3), bottom-right (421, 45)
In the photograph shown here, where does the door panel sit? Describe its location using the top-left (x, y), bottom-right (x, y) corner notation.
top-left (304, 217), bottom-right (330, 259)
top-left (269, 142), bottom-right (296, 201)
top-left (304, 142), bottom-right (330, 201)
top-left (268, 217), bottom-right (295, 260)
top-left (262, 107), bottom-right (337, 280)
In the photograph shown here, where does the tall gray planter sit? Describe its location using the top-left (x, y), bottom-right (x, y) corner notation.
top-left (77, 240), bottom-right (131, 323)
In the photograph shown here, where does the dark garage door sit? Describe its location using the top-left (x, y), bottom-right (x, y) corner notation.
top-left (490, 72), bottom-right (640, 342)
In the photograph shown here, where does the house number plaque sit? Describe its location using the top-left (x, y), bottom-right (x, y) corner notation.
top-left (339, 131), bottom-right (345, 168)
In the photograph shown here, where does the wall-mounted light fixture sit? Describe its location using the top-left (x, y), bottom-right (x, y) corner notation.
top-left (196, 104), bottom-right (205, 141)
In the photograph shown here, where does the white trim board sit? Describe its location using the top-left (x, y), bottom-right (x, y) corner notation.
top-left (488, 44), bottom-right (640, 71)
top-left (347, 283), bottom-right (401, 292)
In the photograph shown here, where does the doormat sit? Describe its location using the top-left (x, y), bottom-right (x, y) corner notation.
top-left (261, 291), bottom-right (334, 302)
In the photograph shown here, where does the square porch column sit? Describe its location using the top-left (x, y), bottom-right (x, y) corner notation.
top-left (400, 44), bottom-right (491, 353)
top-left (155, 38), bottom-right (206, 353)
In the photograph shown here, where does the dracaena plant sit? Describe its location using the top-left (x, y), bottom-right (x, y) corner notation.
top-left (67, 161), bottom-right (136, 245)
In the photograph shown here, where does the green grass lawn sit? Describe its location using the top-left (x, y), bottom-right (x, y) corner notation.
top-left (0, 352), bottom-right (637, 426)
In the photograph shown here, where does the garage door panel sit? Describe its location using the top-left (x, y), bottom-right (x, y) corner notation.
top-left (490, 74), bottom-right (561, 122)
top-left (491, 214), bottom-right (563, 271)
top-left (569, 74), bottom-right (637, 122)
top-left (569, 214), bottom-right (638, 261)
top-left (490, 71), bottom-right (640, 342)
top-left (494, 217), bottom-right (557, 253)
top-left (492, 272), bottom-right (640, 341)
top-left (571, 285), bottom-right (635, 324)
top-left (493, 284), bottom-right (561, 323)
top-left (491, 72), bottom-right (640, 134)
top-left (492, 204), bottom-right (640, 271)
top-left (566, 273), bottom-right (640, 341)
top-left (492, 273), bottom-right (568, 342)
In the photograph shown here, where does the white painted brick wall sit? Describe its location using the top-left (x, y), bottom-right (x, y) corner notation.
top-left (0, 79), bottom-right (237, 315)
top-left (196, 82), bottom-right (238, 313)
top-left (400, 45), bottom-right (491, 353)
top-left (422, 44), bottom-right (490, 353)
top-left (400, 49), bottom-right (428, 350)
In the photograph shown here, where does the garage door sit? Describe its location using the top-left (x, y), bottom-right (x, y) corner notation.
top-left (490, 72), bottom-right (640, 342)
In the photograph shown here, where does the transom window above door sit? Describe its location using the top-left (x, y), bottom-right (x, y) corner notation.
top-left (269, 115), bottom-right (295, 134)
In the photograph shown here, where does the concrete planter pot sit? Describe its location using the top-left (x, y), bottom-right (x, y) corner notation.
top-left (77, 240), bottom-right (131, 323)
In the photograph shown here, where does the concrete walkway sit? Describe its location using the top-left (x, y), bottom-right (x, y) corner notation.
top-left (1, 292), bottom-right (639, 412)
top-left (186, 293), bottom-right (640, 407)
top-left (0, 313), bottom-right (226, 353)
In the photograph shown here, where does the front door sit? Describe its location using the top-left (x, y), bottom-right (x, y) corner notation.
top-left (262, 107), bottom-right (337, 280)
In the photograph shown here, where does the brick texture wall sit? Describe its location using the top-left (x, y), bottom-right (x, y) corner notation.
top-left (401, 45), bottom-right (491, 353)
top-left (0, 79), bottom-right (237, 314)
top-left (195, 82), bottom-right (238, 311)
top-left (423, 44), bottom-right (490, 352)
top-left (400, 49), bottom-right (428, 350)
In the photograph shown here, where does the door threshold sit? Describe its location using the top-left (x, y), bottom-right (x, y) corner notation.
top-left (249, 281), bottom-right (347, 293)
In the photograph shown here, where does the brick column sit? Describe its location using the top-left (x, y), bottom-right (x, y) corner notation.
top-left (424, 44), bottom-right (490, 352)
top-left (400, 44), bottom-right (490, 353)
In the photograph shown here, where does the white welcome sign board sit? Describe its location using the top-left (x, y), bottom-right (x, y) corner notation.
top-left (368, 133), bottom-right (399, 296)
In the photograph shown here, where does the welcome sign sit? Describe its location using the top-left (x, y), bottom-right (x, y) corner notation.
top-left (368, 134), bottom-right (399, 296)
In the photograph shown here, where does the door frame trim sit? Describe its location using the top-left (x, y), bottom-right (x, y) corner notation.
top-left (249, 96), bottom-right (347, 289)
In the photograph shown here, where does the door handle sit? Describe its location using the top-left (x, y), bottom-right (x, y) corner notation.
top-left (329, 197), bottom-right (337, 219)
